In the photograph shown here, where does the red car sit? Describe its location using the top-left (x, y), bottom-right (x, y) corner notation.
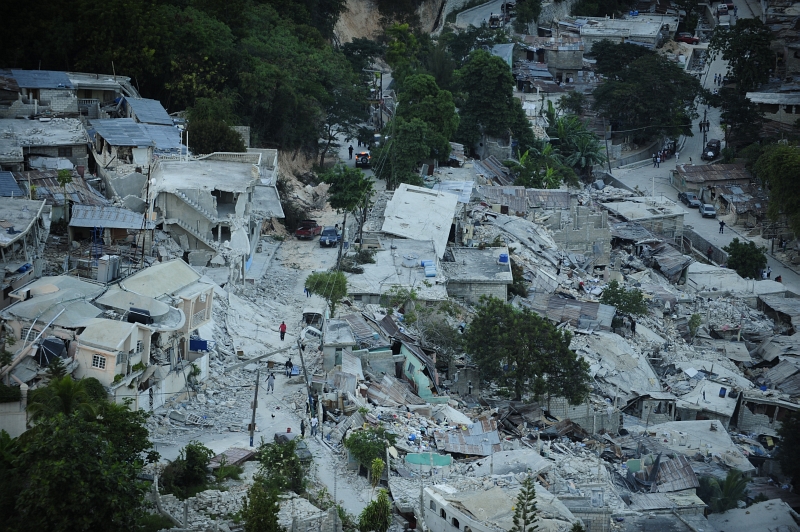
top-left (675, 33), bottom-right (700, 44)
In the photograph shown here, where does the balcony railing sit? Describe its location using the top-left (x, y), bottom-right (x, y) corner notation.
top-left (192, 308), bottom-right (207, 328)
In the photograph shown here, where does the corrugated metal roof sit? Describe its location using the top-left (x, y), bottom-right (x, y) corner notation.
top-left (10, 69), bottom-right (73, 89)
top-left (0, 171), bottom-right (24, 197)
top-left (140, 124), bottom-right (185, 154)
top-left (432, 181), bottom-right (473, 203)
top-left (647, 243), bottom-right (693, 280)
top-left (675, 163), bottom-right (752, 184)
top-left (477, 185), bottom-right (529, 212)
top-left (14, 170), bottom-right (110, 207)
top-left (69, 204), bottom-right (154, 229)
top-left (655, 455), bottom-right (699, 492)
top-left (125, 97), bottom-right (172, 126)
top-left (532, 294), bottom-right (615, 330)
top-left (778, 372), bottom-right (800, 396)
top-left (610, 221), bottom-right (657, 242)
top-left (474, 156), bottom-right (514, 186)
top-left (763, 359), bottom-right (800, 386)
top-left (367, 374), bottom-right (426, 407)
top-left (90, 118), bottom-right (155, 147)
top-left (341, 313), bottom-right (377, 345)
top-left (433, 419), bottom-right (501, 456)
top-left (754, 335), bottom-right (800, 362)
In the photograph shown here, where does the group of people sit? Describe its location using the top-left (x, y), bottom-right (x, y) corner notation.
top-left (266, 361), bottom-right (322, 438)
top-left (652, 149), bottom-right (675, 168)
top-left (713, 73), bottom-right (724, 86)
top-left (762, 267), bottom-right (773, 279)
top-left (299, 416), bottom-right (319, 438)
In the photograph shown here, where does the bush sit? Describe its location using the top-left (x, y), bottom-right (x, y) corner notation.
top-left (723, 238), bottom-right (767, 279)
top-left (160, 441), bottom-right (214, 499)
top-left (0, 383), bottom-right (21, 403)
top-left (137, 512), bottom-right (176, 532)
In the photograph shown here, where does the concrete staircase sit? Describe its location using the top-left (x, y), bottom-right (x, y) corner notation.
top-left (174, 191), bottom-right (218, 223)
top-left (169, 218), bottom-right (216, 250)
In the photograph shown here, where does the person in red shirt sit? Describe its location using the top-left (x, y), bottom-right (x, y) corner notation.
top-left (279, 321), bottom-right (287, 341)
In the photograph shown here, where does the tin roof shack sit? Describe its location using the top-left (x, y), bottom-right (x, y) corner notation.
top-left (474, 156), bottom-right (515, 186)
top-left (0, 197), bottom-right (48, 307)
top-left (68, 205), bottom-right (154, 260)
top-left (381, 183), bottom-right (459, 259)
top-left (346, 238), bottom-right (448, 304)
top-left (72, 318), bottom-right (152, 404)
top-left (0, 118), bottom-right (87, 173)
top-left (600, 196), bottom-right (685, 241)
top-left (670, 163), bottom-right (752, 194)
top-left (441, 247), bottom-right (513, 304)
top-left (119, 97), bottom-right (173, 126)
top-left (522, 36), bottom-right (584, 84)
top-left (737, 392), bottom-right (798, 437)
top-left (698, 183), bottom-right (767, 227)
top-left (13, 169), bottom-right (109, 222)
top-left (150, 153), bottom-right (262, 269)
top-left (87, 118), bottom-right (155, 196)
top-left (759, 295), bottom-right (800, 334)
top-left (745, 91), bottom-right (800, 126)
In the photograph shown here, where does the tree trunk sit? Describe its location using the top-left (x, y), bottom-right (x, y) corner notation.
top-left (336, 211), bottom-right (348, 268)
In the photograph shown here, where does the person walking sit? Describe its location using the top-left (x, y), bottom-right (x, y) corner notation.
top-left (300, 419), bottom-right (306, 438)
top-left (653, 154), bottom-right (657, 168)
top-left (266, 372), bottom-right (275, 394)
top-left (707, 246), bottom-right (713, 262)
top-left (348, 145), bottom-right (354, 160)
top-left (719, 220), bottom-right (726, 234)
top-left (285, 358), bottom-right (293, 377)
top-left (631, 319), bottom-right (637, 336)
top-left (279, 321), bottom-right (287, 341)
top-left (310, 416), bottom-right (319, 437)
top-left (689, 157), bottom-right (693, 165)
top-left (675, 151), bottom-right (680, 162)
top-left (767, 266), bottom-right (772, 278)
top-left (303, 286), bottom-right (310, 297)
top-left (656, 156), bottom-right (660, 168)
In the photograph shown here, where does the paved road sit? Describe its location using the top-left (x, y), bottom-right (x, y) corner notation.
top-left (455, 0), bottom-right (506, 29)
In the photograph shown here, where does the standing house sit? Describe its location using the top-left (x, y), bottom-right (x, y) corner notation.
top-left (670, 163), bottom-right (753, 194)
top-left (522, 36), bottom-right (584, 83)
top-left (441, 247), bottom-right (513, 303)
top-left (72, 318), bottom-right (152, 404)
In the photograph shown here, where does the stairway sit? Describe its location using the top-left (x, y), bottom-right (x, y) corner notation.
top-left (169, 218), bottom-right (216, 250)
top-left (174, 191), bottom-right (218, 223)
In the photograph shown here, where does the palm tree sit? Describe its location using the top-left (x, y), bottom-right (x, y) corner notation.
top-left (697, 470), bottom-right (749, 513)
top-left (27, 376), bottom-right (98, 422)
top-left (565, 134), bottom-right (607, 178)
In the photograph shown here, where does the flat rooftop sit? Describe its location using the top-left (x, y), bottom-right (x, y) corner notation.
top-left (154, 157), bottom-right (258, 193)
top-left (601, 196), bottom-right (684, 221)
top-left (0, 118), bottom-right (86, 147)
top-left (120, 259), bottom-right (202, 299)
top-left (0, 198), bottom-right (46, 247)
top-left (1, 275), bottom-right (105, 328)
top-left (441, 247), bottom-right (513, 283)
top-left (346, 238), bottom-right (448, 301)
top-left (381, 183), bottom-right (458, 259)
top-left (78, 318), bottom-right (136, 350)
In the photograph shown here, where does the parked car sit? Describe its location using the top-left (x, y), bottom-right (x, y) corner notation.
top-left (701, 139), bottom-right (722, 161)
top-left (354, 151), bottom-right (371, 168)
top-left (700, 204), bottom-right (717, 218)
top-left (319, 226), bottom-right (341, 247)
top-left (274, 432), bottom-right (313, 463)
top-left (675, 32), bottom-right (700, 44)
top-left (294, 219), bottom-right (322, 239)
top-left (679, 191), bottom-right (698, 205)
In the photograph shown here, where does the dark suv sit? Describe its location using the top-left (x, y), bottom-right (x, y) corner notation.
top-left (354, 151), bottom-right (371, 168)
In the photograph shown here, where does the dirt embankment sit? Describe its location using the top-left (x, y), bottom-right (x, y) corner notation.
top-left (334, 0), bottom-right (445, 42)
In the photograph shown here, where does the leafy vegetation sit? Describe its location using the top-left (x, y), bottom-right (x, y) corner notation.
top-left (27, 376), bottom-right (99, 422)
top-left (322, 163), bottom-right (374, 258)
top-left (697, 470), bottom-right (749, 513)
top-left (305, 270), bottom-right (348, 316)
top-left (464, 297), bottom-right (591, 402)
top-left (591, 41), bottom-right (706, 142)
top-left (187, 119), bottom-right (246, 154)
top-left (722, 238), bottom-right (767, 279)
top-left (709, 19), bottom-right (774, 93)
top-left (257, 438), bottom-right (307, 494)
top-left (242, 482), bottom-right (284, 532)
top-left (752, 144), bottom-right (800, 236)
top-left (599, 280), bottom-right (648, 317)
top-left (358, 489), bottom-right (392, 532)
top-left (777, 410), bottom-right (800, 483)
top-left (344, 427), bottom-right (398, 468)
top-left (160, 441), bottom-right (215, 499)
top-left (511, 476), bottom-right (540, 532)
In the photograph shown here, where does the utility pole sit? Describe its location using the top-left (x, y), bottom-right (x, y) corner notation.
top-left (702, 108), bottom-right (708, 146)
top-left (297, 337), bottom-right (313, 415)
top-left (249, 368), bottom-right (260, 447)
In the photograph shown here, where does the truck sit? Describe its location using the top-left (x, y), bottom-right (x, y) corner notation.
top-left (294, 220), bottom-right (322, 239)
top-left (701, 139), bottom-right (722, 161)
top-left (319, 226), bottom-right (341, 247)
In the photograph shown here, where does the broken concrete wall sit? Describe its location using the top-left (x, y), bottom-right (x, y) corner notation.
top-left (684, 228), bottom-right (728, 265)
top-left (446, 280), bottom-right (507, 304)
top-left (548, 397), bottom-right (620, 434)
top-left (111, 171), bottom-right (147, 199)
top-left (736, 399), bottom-right (792, 435)
top-left (547, 206), bottom-right (611, 266)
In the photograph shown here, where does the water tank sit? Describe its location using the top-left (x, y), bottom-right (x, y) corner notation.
top-left (420, 259), bottom-right (434, 267)
top-left (128, 307), bottom-right (154, 325)
top-left (718, 387), bottom-right (727, 398)
top-left (498, 253), bottom-right (509, 264)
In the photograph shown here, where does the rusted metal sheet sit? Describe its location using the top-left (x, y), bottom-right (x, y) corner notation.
top-left (433, 419), bottom-right (501, 456)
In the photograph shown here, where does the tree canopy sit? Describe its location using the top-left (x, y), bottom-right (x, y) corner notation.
top-left (305, 271), bottom-right (348, 316)
top-left (722, 238), bottom-right (767, 279)
top-left (464, 297), bottom-right (591, 402)
top-left (708, 19), bottom-right (774, 93)
top-left (777, 410), bottom-right (800, 483)
top-left (599, 280), bottom-right (648, 317)
top-left (591, 41), bottom-right (705, 142)
top-left (511, 476), bottom-right (540, 532)
top-left (187, 119), bottom-right (246, 155)
top-left (752, 144), bottom-right (800, 236)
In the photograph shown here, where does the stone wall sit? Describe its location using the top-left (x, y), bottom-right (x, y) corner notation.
top-left (547, 206), bottom-right (611, 266)
top-left (548, 397), bottom-right (621, 434)
top-left (538, 0), bottom-right (582, 26)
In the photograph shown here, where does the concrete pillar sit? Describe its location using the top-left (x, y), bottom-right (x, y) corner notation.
top-left (20, 383), bottom-right (28, 409)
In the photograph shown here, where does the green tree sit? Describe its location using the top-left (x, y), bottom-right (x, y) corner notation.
top-left (397, 74), bottom-right (459, 162)
top-left (591, 43), bottom-right (705, 142)
top-left (454, 50), bottom-right (536, 153)
top-left (371, 117), bottom-right (432, 189)
top-left (385, 23), bottom-right (421, 85)
top-left (12, 410), bottom-right (156, 532)
top-left (718, 89), bottom-right (764, 146)
top-left (753, 144), bottom-right (800, 236)
top-left (242, 482), bottom-right (284, 532)
top-left (257, 438), bottom-right (307, 494)
top-left (27, 376), bottom-right (98, 422)
top-left (440, 26), bottom-right (511, 67)
top-left (463, 297), bottom-right (591, 402)
top-left (599, 280), bottom-right (648, 317)
top-left (370, 458), bottom-right (385, 497)
top-left (317, 57), bottom-right (369, 167)
top-left (511, 476), bottom-right (539, 532)
top-left (777, 410), bottom-right (800, 483)
top-left (697, 470), bottom-right (749, 513)
top-left (358, 489), bottom-right (392, 532)
top-left (722, 238), bottom-right (767, 279)
top-left (305, 270), bottom-right (348, 317)
top-left (342, 38), bottom-right (386, 75)
top-left (322, 163), bottom-right (374, 263)
top-left (591, 41), bottom-right (653, 80)
top-left (344, 427), bottom-right (397, 468)
top-left (709, 19), bottom-right (774, 93)
top-left (187, 119), bottom-right (246, 155)
top-left (45, 357), bottom-right (67, 380)
top-left (557, 92), bottom-right (587, 115)
top-left (516, 0), bottom-right (543, 27)
top-left (56, 169), bottom-right (73, 224)
top-left (160, 440), bottom-right (214, 498)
